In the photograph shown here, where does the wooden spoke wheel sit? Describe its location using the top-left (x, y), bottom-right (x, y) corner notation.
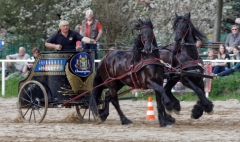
top-left (75, 91), bottom-right (106, 121)
top-left (75, 105), bottom-right (90, 121)
top-left (17, 80), bottom-right (48, 123)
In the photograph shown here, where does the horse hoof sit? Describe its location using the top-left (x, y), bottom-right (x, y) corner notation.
top-left (191, 114), bottom-right (201, 119)
top-left (160, 122), bottom-right (173, 127)
top-left (207, 110), bottom-right (214, 115)
top-left (169, 117), bottom-right (175, 124)
top-left (165, 114), bottom-right (175, 124)
top-left (173, 109), bottom-right (180, 115)
top-left (122, 119), bottom-right (133, 125)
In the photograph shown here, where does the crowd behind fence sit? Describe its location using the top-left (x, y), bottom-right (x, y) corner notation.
top-left (0, 58), bottom-right (239, 97)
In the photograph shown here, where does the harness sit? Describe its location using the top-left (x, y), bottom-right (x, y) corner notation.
top-left (173, 46), bottom-right (203, 70)
top-left (168, 19), bottom-right (204, 72)
top-left (103, 51), bottom-right (165, 89)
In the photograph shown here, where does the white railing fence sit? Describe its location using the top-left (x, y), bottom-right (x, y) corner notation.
top-left (0, 60), bottom-right (34, 96)
top-left (0, 59), bottom-right (238, 97)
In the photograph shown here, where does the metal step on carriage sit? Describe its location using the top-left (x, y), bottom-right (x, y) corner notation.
top-left (17, 51), bottom-right (101, 123)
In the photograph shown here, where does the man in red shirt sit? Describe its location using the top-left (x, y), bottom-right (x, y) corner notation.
top-left (80, 9), bottom-right (103, 60)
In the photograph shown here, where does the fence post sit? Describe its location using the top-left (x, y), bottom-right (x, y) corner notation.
top-left (1, 61), bottom-right (5, 97)
top-left (204, 64), bottom-right (212, 98)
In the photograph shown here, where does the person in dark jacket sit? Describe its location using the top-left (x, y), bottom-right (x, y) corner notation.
top-left (216, 46), bottom-right (240, 77)
top-left (45, 20), bottom-right (96, 51)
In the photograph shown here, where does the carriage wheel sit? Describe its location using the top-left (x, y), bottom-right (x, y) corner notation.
top-left (75, 91), bottom-right (106, 121)
top-left (75, 105), bottom-right (89, 121)
top-left (17, 80), bottom-right (48, 123)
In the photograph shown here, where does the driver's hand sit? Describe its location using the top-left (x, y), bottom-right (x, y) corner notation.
top-left (76, 46), bottom-right (83, 51)
top-left (55, 44), bottom-right (62, 50)
top-left (90, 39), bottom-right (97, 44)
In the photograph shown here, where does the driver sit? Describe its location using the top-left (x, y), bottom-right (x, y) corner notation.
top-left (45, 20), bottom-right (96, 51)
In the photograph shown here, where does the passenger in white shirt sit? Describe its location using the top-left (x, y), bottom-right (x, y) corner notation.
top-left (22, 47), bottom-right (40, 78)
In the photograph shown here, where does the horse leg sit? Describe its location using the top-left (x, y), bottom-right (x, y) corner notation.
top-left (164, 79), bottom-right (181, 114)
top-left (155, 90), bottom-right (175, 127)
top-left (148, 81), bottom-right (172, 113)
top-left (89, 68), bottom-right (110, 123)
top-left (109, 88), bottom-right (133, 125)
top-left (98, 90), bottom-right (111, 122)
top-left (183, 77), bottom-right (213, 119)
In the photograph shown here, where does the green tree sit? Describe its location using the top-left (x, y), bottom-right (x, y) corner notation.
top-left (91, 0), bottom-right (134, 48)
top-left (222, 0), bottom-right (240, 33)
top-left (0, 0), bottom-right (89, 51)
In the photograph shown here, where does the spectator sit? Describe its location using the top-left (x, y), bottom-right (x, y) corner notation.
top-left (75, 25), bottom-right (82, 51)
top-left (205, 49), bottom-right (217, 70)
top-left (22, 47), bottom-right (40, 77)
top-left (207, 49), bottom-right (217, 60)
top-left (80, 9), bottom-right (103, 60)
top-left (225, 25), bottom-right (240, 52)
top-left (216, 46), bottom-right (240, 77)
top-left (212, 44), bottom-right (230, 74)
top-left (0, 23), bottom-right (7, 40)
top-left (235, 14), bottom-right (240, 24)
top-left (45, 20), bottom-right (96, 51)
top-left (5, 47), bottom-right (30, 80)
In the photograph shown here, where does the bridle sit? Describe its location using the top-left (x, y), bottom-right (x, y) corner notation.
top-left (139, 25), bottom-right (157, 53)
top-left (175, 19), bottom-right (195, 46)
top-left (173, 19), bottom-right (201, 69)
top-left (140, 25), bottom-right (154, 45)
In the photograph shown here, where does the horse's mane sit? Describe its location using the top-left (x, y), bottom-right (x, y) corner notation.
top-left (173, 14), bottom-right (207, 43)
top-left (131, 18), bottom-right (157, 62)
top-left (131, 35), bottom-right (142, 61)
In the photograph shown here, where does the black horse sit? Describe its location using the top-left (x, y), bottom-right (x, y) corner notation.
top-left (89, 18), bottom-right (173, 127)
top-left (159, 13), bottom-right (214, 120)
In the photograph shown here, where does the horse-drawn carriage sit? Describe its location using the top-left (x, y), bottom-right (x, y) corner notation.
top-left (17, 14), bottom-right (214, 126)
top-left (17, 51), bottom-right (98, 123)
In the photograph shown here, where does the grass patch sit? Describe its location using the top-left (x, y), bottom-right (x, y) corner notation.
top-left (210, 72), bottom-right (240, 100)
top-left (0, 75), bottom-right (23, 98)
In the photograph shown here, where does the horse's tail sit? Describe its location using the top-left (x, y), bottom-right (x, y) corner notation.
top-left (89, 69), bottom-right (105, 117)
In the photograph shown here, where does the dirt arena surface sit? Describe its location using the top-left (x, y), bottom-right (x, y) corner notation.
top-left (0, 98), bottom-right (240, 142)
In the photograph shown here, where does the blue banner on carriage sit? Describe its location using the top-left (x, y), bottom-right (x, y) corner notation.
top-left (70, 52), bottom-right (93, 77)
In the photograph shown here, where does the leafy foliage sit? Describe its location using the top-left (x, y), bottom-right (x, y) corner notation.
top-left (91, 0), bottom-right (134, 47)
top-left (222, 0), bottom-right (240, 32)
top-left (0, 0), bottom-right (240, 50)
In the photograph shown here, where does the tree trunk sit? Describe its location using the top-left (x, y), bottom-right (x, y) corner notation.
top-left (213, 0), bottom-right (223, 42)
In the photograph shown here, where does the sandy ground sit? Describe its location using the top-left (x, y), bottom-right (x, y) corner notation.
top-left (0, 98), bottom-right (240, 142)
